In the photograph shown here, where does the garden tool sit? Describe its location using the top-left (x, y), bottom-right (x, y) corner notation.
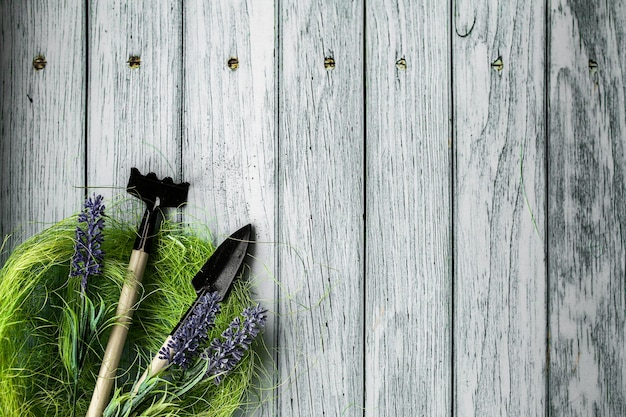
top-left (87, 168), bottom-right (190, 417)
top-left (133, 224), bottom-right (252, 391)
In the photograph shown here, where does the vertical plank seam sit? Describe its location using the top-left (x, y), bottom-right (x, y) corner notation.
top-left (361, 0), bottom-right (368, 415)
top-left (274, 0), bottom-right (281, 415)
top-left (179, 0), bottom-right (185, 224)
top-left (544, 0), bottom-right (551, 415)
top-left (449, 0), bottom-right (456, 416)
top-left (83, 0), bottom-right (90, 197)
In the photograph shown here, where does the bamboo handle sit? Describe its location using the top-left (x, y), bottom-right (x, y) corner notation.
top-left (132, 335), bottom-right (173, 393)
top-left (86, 249), bottom-right (149, 417)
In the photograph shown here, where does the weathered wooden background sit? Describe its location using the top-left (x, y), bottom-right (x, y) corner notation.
top-left (1, 1), bottom-right (625, 416)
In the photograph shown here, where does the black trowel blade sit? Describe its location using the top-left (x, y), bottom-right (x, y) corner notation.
top-left (191, 224), bottom-right (253, 300)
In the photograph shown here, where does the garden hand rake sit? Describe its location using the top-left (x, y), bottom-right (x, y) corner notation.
top-left (86, 168), bottom-right (189, 417)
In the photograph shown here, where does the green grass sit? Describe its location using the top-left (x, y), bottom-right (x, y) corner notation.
top-left (0, 216), bottom-right (259, 417)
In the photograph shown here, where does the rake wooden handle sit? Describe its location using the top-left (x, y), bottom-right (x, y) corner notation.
top-left (86, 249), bottom-right (149, 417)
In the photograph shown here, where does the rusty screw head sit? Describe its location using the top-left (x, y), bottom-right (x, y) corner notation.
top-left (227, 57), bottom-right (239, 70)
top-left (491, 56), bottom-right (503, 71)
top-left (589, 59), bottom-right (598, 75)
top-left (324, 56), bottom-right (335, 71)
top-left (127, 55), bottom-right (141, 69)
top-left (33, 55), bottom-right (47, 71)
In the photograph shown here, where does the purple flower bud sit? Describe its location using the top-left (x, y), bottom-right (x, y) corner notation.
top-left (203, 304), bottom-right (267, 384)
top-left (159, 291), bottom-right (221, 369)
top-left (70, 194), bottom-right (105, 294)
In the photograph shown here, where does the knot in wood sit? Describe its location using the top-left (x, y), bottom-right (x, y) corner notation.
top-left (33, 55), bottom-right (47, 71)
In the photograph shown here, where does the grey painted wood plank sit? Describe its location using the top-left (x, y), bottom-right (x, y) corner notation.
top-left (453, 1), bottom-right (547, 416)
top-left (0, 1), bottom-right (86, 263)
top-left (87, 0), bottom-right (183, 202)
top-left (183, 0), bottom-right (275, 246)
top-left (548, 1), bottom-right (626, 415)
top-left (277, 1), bottom-right (364, 416)
top-left (365, 1), bottom-right (451, 415)
top-left (182, 1), bottom-right (276, 413)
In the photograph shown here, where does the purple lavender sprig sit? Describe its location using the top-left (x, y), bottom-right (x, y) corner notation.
top-left (65, 194), bottom-right (106, 417)
top-left (159, 291), bottom-right (221, 369)
top-left (116, 301), bottom-right (266, 413)
top-left (203, 304), bottom-right (267, 385)
top-left (70, 194), bottom-right (105, 294)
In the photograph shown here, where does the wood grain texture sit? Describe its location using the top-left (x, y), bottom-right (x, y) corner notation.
top-left (2, 2), bottom-right (626, 416)
top-left (365, 1), bottom-right (450, 415)
top-left (87, 0), bottom-right (183, 202)
top-left (277, 1), bottom-right (364, 415)
top-left (453, 1), bottom-right (547, 415)
top-left (0, 0), bottom-right (86, 264)
top-left (183, 0), bottom-right (275, 252)
top-left (548, 1), bottom-right (626, 415)
top-left (182, 1), bottom-right (276, 413)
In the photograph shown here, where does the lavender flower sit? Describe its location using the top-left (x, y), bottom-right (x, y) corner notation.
top-left (70, 194), bottom-right (105, 293)
top-left (160, 291), bottom-right (221, 369)
top-left (203, 304), bottom-right (267, 384)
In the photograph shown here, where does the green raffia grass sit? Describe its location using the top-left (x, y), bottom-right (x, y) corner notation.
top-left (0, 216), bottom-right (259, 417)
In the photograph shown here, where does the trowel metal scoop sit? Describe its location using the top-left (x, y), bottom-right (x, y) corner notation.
top-left (133, 224), bottom-right (252, 389)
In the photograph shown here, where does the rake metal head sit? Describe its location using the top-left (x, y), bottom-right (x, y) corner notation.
top-left (126, 167), bottom-right (190, 209)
